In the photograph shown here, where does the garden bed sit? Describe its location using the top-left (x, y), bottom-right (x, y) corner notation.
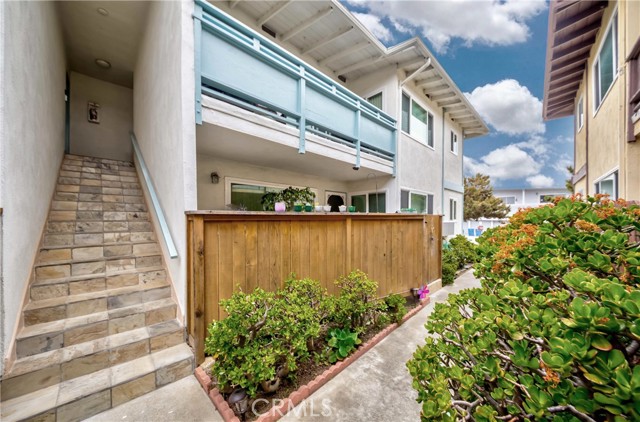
top-left (195, 295), bottom-right (430, 422)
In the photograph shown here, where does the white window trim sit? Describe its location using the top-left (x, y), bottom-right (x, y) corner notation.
top-left (225, 177), bottom-right (319, 207)
top-left (401, 91), bottom-right (435, 149)
top-left (592, 8), bottom-right (619, 116)
top-left (349, 189), bottom-right (389, 213)
top-left (450, 131), bottom-right (458, 155)
top-left (576, 95), bottom-right (584, 132)
top-left (448, 198), bottom-right (458, 221)
top-left (593, 167), bottom-right (619, 199)
top-left (400, 187), bottom-right (435, 213)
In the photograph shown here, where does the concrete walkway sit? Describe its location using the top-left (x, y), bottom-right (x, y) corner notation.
top-left (83, 271), bottom-right (480, 422)
top-left (281, 270), bottom-right (481, 421)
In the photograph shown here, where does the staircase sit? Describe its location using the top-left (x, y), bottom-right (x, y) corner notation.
top-left (1, 155), bottom-right (193, 422)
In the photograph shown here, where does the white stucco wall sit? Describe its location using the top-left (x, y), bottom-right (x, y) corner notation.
top-left (0, 1), bottom-right (66, 372)
top-left (69, 72), bottom-right (133, 161)
top-left (197, 154), bottom-right (351, 210)
top-left (133, 0), bottom-right (196, 320)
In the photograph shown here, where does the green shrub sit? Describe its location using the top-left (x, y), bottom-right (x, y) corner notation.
top-left (332, 269), bottom-right (378, 332)
top-left (205, 277), bottom-right (330, 397)
top-left (326, 328), bottom-right (361, 363)
top-left (441, 248), bottom-right (460, 286)
top-left (408, 196), bottom-right (640, 421)
top-left (384, 293), bottom-right (407, 324)
top-left (448, 234), bottom-right (478, 266)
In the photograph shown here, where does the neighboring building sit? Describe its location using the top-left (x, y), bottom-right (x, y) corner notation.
top-left (543, 0), bottom-right (640, 200)
top-left (461, 187), bottom-right (569, 240)
top-left (494, 187), bottom-right (570, 216)
top-left (0, 1), bottom-right (486, 419)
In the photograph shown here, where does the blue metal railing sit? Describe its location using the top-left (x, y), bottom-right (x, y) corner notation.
top-left (130, 132), bottom-right (178, 259)
top-left (193, 1), bottom-right (397, 168)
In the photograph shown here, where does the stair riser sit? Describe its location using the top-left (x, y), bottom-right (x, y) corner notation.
top-left (2, 342), bottom-right (194, 408)
top-left (17, 303), bottom-right (176, 359)
top-left (25, 278), bottom-right (169, 325)
top-left (34, 256), bottom-right (163, 283)
top-left (2, 327), bottom-right (184, 401)
top-left (36, 243), bottom-right (160, 266)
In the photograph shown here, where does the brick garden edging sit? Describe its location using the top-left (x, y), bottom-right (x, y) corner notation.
top-left (195, 296), bottom-right (431, 422)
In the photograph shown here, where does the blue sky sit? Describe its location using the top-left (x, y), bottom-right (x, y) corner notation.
top-left (343, 0), bottom-right (574, 190)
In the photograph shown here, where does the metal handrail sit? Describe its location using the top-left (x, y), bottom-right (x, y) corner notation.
top-left (130, 132), bottom-right (178, 259)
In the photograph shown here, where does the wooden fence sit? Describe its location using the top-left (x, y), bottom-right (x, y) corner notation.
top-left (186, 211), bottom-right (442, 363)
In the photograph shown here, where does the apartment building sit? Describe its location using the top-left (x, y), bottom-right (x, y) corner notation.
top-left (0, 1), bottom-right (486, 419)
top-left (543, 0), bottom-right (640, 200)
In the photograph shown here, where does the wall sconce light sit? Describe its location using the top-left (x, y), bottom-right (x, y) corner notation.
top-left (210, 172), bottom-right (220, 184)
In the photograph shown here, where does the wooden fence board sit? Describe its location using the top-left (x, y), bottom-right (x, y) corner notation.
top-left (186, 212), bottom-right (442, 363)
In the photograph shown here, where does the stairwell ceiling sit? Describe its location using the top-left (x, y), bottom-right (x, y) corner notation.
top-left (57, 1), bottom-right (150, 88)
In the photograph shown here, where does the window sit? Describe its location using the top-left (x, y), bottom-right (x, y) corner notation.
top-left (449, 198), bottom-right (457, 220)
top-left (230, 183), bottom-right (283, 211)
top-left (539, 195), bottom-right (554, 203)
top-left (628, 36), bottom-right (640, 141)
top-left (577, 96), bottom-right (584, 131)
top-left (401, 92), bottom-right (434, 147)
top-left (450, 131), bottom-right (458, 154)
top-left (366, 92), bottom-right (383, 110)
top-left (595, 171), bottom-right (618, 199)
top-left (498, 196), bottom-right (516, 205)
top-left (593, 12), bottom-right (618, 111)
top-left (401, 190), bottom-right (434, 213)
top-left (351, 192), bottom-right (386, 213)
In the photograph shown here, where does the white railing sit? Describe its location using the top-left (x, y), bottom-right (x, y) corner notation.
top-left (130, 132), bottom-right (178, 259)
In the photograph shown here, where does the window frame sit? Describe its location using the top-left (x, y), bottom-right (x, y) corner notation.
top-left (225, 177), bottom-right (319, 210)
top-left (450, 130), bottom-right (458, 155)
top-left (593, 10), bottom-right (618, 114)
top-left (576, 95), bottom-right (584, 132)
top-left (498, 196), bottom-right (516, 205)
top-left (366, 91), bottom-right (383, 111)
top-left (401, 91), bottom-right (435, 148)
top-left (349, 190), bottom-right (388, 213)
top-left (449, 198), bottom-right (458, 221)
top-left (400, 188), bottom-right (434, 214)
top-left (594, 170), bottom-right (619, 200)
top-left (627, 36), bottom-right (640, 141)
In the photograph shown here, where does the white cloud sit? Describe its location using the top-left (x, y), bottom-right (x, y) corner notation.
top-left (350, 0), bottom-right (546, 52)
top-left (527, 174), bottom-right (555, 188)
top-left (551, 153), bottom-right (573, 174)
top-left (464, 144), bottom-right (541, 181)
top-left (465, 80), bottom-right (545, 136)
top-left (514, 135), bottom-right (548, 158)
top-left (352, 12), bottom-right (393, 43)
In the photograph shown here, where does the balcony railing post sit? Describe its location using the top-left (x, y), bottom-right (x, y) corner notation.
top-left (355, 105), bottom-right (361, 168)
top-left (298, 66), bottom-right (306, 154)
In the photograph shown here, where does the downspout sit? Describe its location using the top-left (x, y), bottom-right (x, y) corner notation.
top-left (460, 130), bottom-right (464, 231)
top-left (585, 63), bottom-right (590, 195)
top-left (441, 109), bottom-right (446, 216)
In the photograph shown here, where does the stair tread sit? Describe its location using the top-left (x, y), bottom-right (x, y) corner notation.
top-left (0, 343), bottom-right (193, 422)
top-left (19, 296), bottom-right (176, 340)
top-left (31, 265), bottom-right (166, 287)
top-left (7, 319), bottom-right (183, 378)
top-left (24, 275), bottom-right (170, 311)
top-left (35, 249), bottom-right (162, 268)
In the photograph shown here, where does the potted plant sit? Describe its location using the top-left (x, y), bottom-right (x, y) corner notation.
top-left (294, 202), bottom-right (303, 212)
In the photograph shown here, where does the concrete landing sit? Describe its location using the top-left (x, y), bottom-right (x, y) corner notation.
top-left (84, 375), bottom-right (222, 422)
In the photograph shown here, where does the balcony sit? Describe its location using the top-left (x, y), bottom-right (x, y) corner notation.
top-left (194, 1), bottom-right (397, 171)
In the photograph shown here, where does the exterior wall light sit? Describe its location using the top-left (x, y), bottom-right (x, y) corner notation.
top-left (210, 172), bottom-right (220, 184)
